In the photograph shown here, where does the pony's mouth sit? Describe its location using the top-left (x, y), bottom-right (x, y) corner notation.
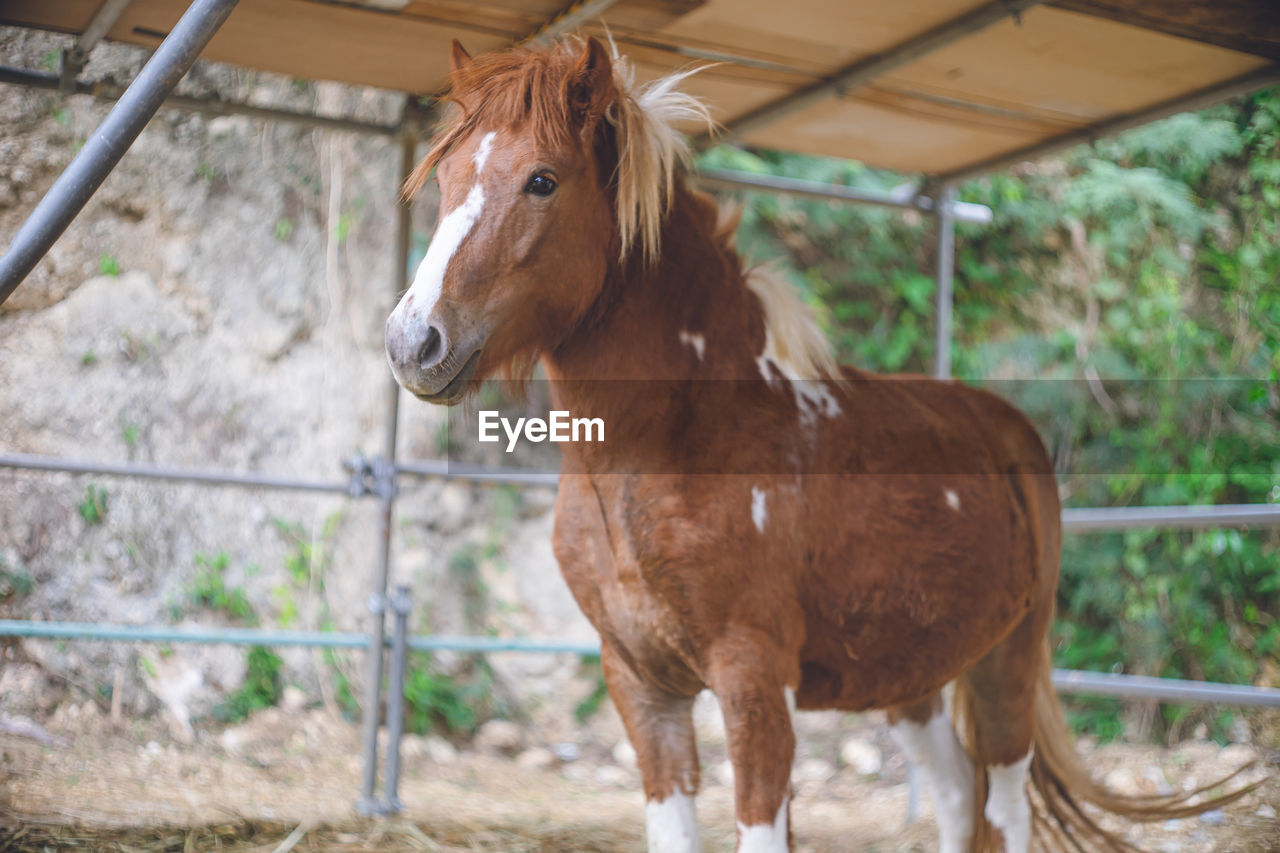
top-left (414, 349), bottom-right (482, 405)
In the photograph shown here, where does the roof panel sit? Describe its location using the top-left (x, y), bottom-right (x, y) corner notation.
top-left (1, 0), bottom-right (1276, 179)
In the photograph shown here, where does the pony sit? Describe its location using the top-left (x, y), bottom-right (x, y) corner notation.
top-left (384, 36), bottom-right (1255, 852)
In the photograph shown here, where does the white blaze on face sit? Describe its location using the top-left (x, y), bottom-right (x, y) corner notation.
top-left (944, 489), bottom-right (961, 511)
top-left (646, 791), bottom-right (702, 853)
top-left (737, 797), bottom-right (788, 853)
top-left (751, 486), bottom-right (767, 533)
top-left (390, 131), bottom-right (496, 326)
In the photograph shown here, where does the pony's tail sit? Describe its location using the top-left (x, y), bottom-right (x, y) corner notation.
top-left (1017, 644), bottom-right (1262, 851)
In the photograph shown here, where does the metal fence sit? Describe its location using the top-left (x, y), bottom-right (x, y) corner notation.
top-left (2, 2), bottom-right (1279, 817)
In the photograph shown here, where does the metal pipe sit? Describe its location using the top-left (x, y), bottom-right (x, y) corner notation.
top-left (356, 591), bottom-right (387, 815)
top-left (0, 0), bottom-right (242, 304)
top-left (5, 619), bottom-right (1279, 707)
top-left (0, 619), bottom-right (369, 648)
top-left (1063, 502), bottom-right (1280, 532)
top-left (0, 452), bottom-right (351, 494)
top-left (694, 168), bottom-right (993, 225)
top-left (396, 458), bottom-right (561, 487)
top-left (933, 184), bottom-right (956, 379)
top-left (0, 66), bottom-right (401, 137)
top-left (934, 65), bottom-right (1280, 186)
top-left (0, 619), bottom-right (602, 654)
top-left (524, 0), bottom-right (624, 47)
top-left (382, 585), bottom-right (412, 814)
top-left (1051, 669), bottom-right (1280, 707)
top-left (700, 0), bottom-right (1047, 146)
top-left (357, 132), bottom-right (416, 816)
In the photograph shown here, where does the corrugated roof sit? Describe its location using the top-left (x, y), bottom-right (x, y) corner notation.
top-left (4, 0), bottom-right (1278, 178)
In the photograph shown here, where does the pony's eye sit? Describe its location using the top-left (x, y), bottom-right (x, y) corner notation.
top-left (524, 174), bottom-right (557, 196)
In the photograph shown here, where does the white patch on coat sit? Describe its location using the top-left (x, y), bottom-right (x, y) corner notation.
top-left (756, 326), bottom-right (842, 428)
top-left (890, 711), bottom-right (975, 853)
top-left (393, 181), bottom-right (486, 323)
top-left (646, 791), bottom-right (702, 853)
top-left (737, 797), bottom-right (788, 853)
top-left (944, 489), bottom-right (961, 511)
top-left (679, 329), bottom-right (706, 360)
top-left (751, 487), bottom-right (767, 533)
top-left (472, 130), bottom-right (496, 173)
top-left (985, 749), bottom-right (1033, 853)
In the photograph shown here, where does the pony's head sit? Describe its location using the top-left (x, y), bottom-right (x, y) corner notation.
top-left (385, 36), bottom-right (710, 403)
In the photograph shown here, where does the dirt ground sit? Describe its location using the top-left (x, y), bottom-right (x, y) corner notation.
top-left (2, 704), bottom-right (1277, 853)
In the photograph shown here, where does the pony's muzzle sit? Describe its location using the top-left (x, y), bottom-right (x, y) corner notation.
top-left (386, 316), bottom-right (448, 384)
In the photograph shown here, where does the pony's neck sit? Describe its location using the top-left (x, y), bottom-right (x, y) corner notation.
top-left (543, 184), bottom-right (762, 386)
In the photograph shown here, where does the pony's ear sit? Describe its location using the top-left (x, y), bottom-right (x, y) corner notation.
top-left (450, 39), bottom-right (473, 74)
top-left (565, 37), bottom-right (614, 124)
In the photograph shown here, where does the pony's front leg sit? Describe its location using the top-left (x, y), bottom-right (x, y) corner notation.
top-left (710, 640), bottom-right (797, 853)
top-left (602, 644), bottom-right (703, 853)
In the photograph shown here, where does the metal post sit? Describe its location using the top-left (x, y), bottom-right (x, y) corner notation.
top-left (382, 584), bottom-right (412, 813)
top-left (0, 0), bottom-right (241, 304)
top-left (356, 130), bottom-right (416, 814)
top-left (356, 591), bottom-right (387, 815)
top-left (934, 184), bottom-right (956, 380)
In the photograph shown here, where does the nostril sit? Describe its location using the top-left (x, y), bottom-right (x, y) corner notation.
top-left (417, 326), bottom-right (444, 369)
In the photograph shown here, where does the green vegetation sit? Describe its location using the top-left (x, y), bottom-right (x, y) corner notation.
top-left (574, 655), bottom-right (609, 724)
top-left (403, 651), bottom-right (495, 736)
top-left (216, 646), bottom-right (283, 723)
top-left (273, 217), bottom-right (295, 242)
top-left (0, 557), bottom-right (34, 601)
top-left (702, 88), bottom-right (1280, 741)
top-left (98, 254), bottom-right (121, 277)
top-left (77, 484), bottom-right (108, 525)
top-left (187, 552), bottom-right (255, 623)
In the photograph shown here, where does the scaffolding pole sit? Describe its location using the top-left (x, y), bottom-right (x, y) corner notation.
top-left (0, 0), bottom-right (242, 304)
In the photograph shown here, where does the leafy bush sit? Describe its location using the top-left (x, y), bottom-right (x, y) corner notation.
top-left (216, 646), bottom-right (283, 722)
top-left (187, 552), bottom-right (255, 623)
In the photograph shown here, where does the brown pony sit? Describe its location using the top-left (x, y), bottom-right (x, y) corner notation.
top-left (385, 37), bottom-right (1254, 853)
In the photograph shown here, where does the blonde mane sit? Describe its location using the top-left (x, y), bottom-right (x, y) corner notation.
top-left (747, 265), bottom-right (843, 383)
top-left (403, 37), bottom-right (712, 264)
top-left (603, 46), bottom-right (713, 263)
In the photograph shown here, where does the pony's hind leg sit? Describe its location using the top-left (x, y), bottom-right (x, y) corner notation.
top-left (886, 691), bottom-right (976, 853)
top-left (959, 607), bottom-right (1048, 853)
top-left (602, 645), bottom-right (703, 853)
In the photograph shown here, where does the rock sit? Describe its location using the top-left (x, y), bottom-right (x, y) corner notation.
top-left (611, 739), bottom-right (637, 770)
top-left (1256, 804), bottom-right (1276, 820)
top-left (792, 758), bottom-right (836, 785)
top-left (474, 719), bottom-right (524, 755)
top-left (1140, 765), bottom-right (1173, 796)
top-left (517, 747), bottom-right (556, 770)
top-left (424, 735), bottom-right (458, 764)
top-left (553, 742), bottom-right (581, 762)
top-left (713, 759), bottom-right (735, 788)
top-left (839, 737), bottom-right (883, 775)
top-left (594, 765), bottom-right (631, 787)
top-left (1198, 808), bottom-right (1224, 826)
top-left (280, 686), bottom-right (308, 713)
top-left (1104, 767), bottom-right (1140, 796)
top-left (1218, 743), bottom-right (1255, 765)
top-left (1228, 717), bottom-right (1251, 744)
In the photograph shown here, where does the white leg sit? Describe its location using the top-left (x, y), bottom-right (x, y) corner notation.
top-left (985, 750), bottom-right (1033, 853)
top-left (737, 796), bottom-right (788, 853)
top-left (890, 711), bottom-right (975, 853)
top-left (646, 791), bottom-right (702, 853)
